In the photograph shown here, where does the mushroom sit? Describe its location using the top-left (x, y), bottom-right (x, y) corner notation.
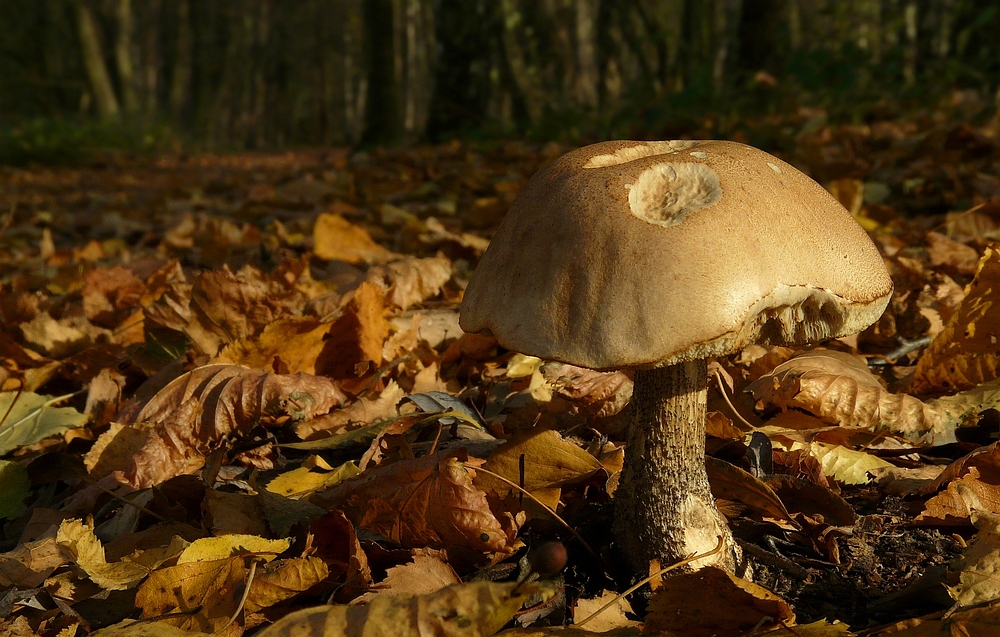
top-left (459, 140), bottom-right (893, 573)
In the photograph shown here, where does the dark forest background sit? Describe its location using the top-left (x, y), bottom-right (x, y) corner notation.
top-left (1, 0), bottom-right (998, 161)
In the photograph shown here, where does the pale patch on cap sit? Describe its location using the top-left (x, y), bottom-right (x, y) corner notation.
top-left (584, 140), bottom-right (703, 168)
top-left (767, 162), bottom-right (782, 174)
top-left (690, 151), bottom-right (708, 158)
top-left (627, 163), bottom-right (722, 228)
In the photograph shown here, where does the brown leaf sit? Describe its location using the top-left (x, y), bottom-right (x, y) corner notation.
top-left (355, 548), bottom-right (461, 603)
top-left (313, 213), bottom-right (393, 264)
top-left (102, 365), bottom-right (345, 488)
top-left (144, 265), bottom-right (305, 357)
top-left (925, 231), bottom-right (982, 276)
top-left (874, 605), bottom-right (1000, 636)
top-left (644, 566), bottom-right (795, 637)
top-left (747, 350), bottom-right (956, 445)
top-left (83, 266), bottom-right (145, 328)
top-left (316, 281), bottom-right (391, 386)
top-left (307, 511), bottom-right (372, 602)
top-left (706, 457), bottom-right (791, 522)
top-left (325, 450), bottom-right (512, 554)
top-left (477, 428), bottom-right (602, 499)
top-left (213, 317), bottom-right (332, 374)
top-left (254, 580), bottom-right (553, 637)
top-left (365, 256), bottom-right (454, 311)
top-left (911, 244), bottom-right (1000, 393)
top-left (915, 443), bottom-right (1000, 525)
top-left (295, 381), bottom-right (405, 440)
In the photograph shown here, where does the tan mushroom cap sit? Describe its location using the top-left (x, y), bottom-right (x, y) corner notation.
top-left (460, 140), bottom-right (893, 371)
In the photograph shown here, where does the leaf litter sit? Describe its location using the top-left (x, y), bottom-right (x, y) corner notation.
top-left (3, 120), bottom-right (1000, 635)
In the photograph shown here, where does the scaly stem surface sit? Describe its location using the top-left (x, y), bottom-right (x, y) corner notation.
top-left (613, 360), bottom-right (737, 573)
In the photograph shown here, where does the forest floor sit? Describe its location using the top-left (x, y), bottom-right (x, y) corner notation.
top-left (2, 104), bottom-right (1000, 636)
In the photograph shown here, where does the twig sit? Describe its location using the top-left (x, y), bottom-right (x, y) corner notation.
top-left (469, 465), bottom-right (604, 569)
top-left (574, 536), bottom-right (725, 628)
top-left (929, 202), bottom-right (985, 233)
top-left (216, 557), bottom-right (260, 634)
top-left (711, 368), bottom-right (756, 430)
top-left (736, 539), bottom-right (810, 580)
top-left (883, 336), bottom-right (934, 363)
top-left (75, 473), bottom-right (173, 523)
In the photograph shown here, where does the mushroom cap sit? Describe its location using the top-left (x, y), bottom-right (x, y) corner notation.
top-left (460, 140), bottom-right (893, 370)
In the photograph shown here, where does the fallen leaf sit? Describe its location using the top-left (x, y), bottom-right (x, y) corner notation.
top-left (355, 548), bottom-right (461, 603)
top-left (316, 281), bottom-right (391, 386)
top-left (0, 460), bottom-right (30, 519)
top-left (874, 604), bottom-right (1000, 635)
top-left (106, 365), bottom-right (345, 488)
top-left (747, 350), bottom-right (960, 445)
top-left (949, 512), bottom-right (1000, 607)
top-left (706, 457), bottom-right (791, 521)
top-left (83, 266), bottom-right (145, 328)
top-left (911, 244), bottom-right (1000, 393)
top-left (801, 442), bottom-right (894, 485)
top-left (214, 317), bottom-right (332, 375)
top-left (477, 428), bottom-right (601, 510)
top-left (295, 381), bottom-right (405, 440)
top-left (254, 580), bottom-right (554, 637)
top-left (0, 391), bottom-right (88, 456)
top-left (322, 450), bottom-right (513, 554)
top-left (0, 533), bottom-right (64, 588)
top-left (178, 535), bottom-right (290, 564)
top-left (56, 518), bottom-right (149, 590)
top-left (265, 459), bottom-right (360, 499)
top-left (313, 213), bottom-right (393, 264)
top-left (644, 566), bottom-right (795, 637)
top-left (366, 256), bottom-right (453, 311)
top-left (572, 590), bottom-right (638, 632)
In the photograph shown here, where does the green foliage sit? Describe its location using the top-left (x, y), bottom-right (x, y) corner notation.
top-left (0, 461), bottom-right (30, 519)
top-left (0, 117), bottom-right (180, 166)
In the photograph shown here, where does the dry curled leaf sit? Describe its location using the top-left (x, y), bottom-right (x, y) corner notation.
top-left (747, 350), bottom-right (961, 445)
top-left (93, 365), bottom-right (345, 488)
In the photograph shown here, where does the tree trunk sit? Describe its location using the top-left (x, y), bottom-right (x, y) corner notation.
top-left (114, 0), bottom-right (139, 111)
top-left (75, 0), bottom-right (120, 118)
top-left (363, 0), bottom-right (403, 145)
top-left (170, 0), bottom-right (192, 118)
top-left (575, 0), bottom-right (599, 108)
top-left (500, 0), bottom-right (545, 126)
top-left (613, 360), bottom-right (737, 574)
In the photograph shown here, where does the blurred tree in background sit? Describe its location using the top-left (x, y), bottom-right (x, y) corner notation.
top-left (0, 0), bottom-right (998, 158)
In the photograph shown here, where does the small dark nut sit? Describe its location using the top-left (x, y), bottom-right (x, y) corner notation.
top-left (529, 541), bottom-right (568, 576)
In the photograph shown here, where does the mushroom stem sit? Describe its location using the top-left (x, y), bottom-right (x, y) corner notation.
top-left (613, 359), bottom-right (737, 574)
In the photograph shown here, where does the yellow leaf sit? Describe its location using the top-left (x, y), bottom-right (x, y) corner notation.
top-left (254, 580), bottom-right (554, 637)
top-left (911, 244), bottom-right (1000, 393)
top-left (802, 442), bottom-right (893, 485)
top-left (265, 460), bottom-right (360, 499)
top-left (177, 535), bottom-right (290, 564)
top-left (56, 519), bottom-right (149, 590)
top-left (313, 213), bottom-right (392, 264)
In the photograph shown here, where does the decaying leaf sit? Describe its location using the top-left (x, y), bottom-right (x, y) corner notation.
top-left (213, 317), bottom-right (333, 375)
top-left (911, 244), bottom-right (1000, 393)
top-left (95, 365), bottom-right (345, 488)
top-left (254, 580), bottom-right (555, 637)
top-left (747, 349), bottom-right (977, 445)
top-left (323, 450), bottom-right (514, 554)
top-left (916, 443), bottom-right (1000, 524)
top-left (644, 566), bottom-right (795, 637)
top-left (571, 590), bottom-right (638, 632)
top-left (949, 512), bottom-right (1000, 607)
top-left (365, 255), bottom-right (454, 311)
top-left (355, 548), bottom-right (461, 603)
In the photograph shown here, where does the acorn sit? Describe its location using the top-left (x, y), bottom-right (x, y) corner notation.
top-left (529, 541), bottom-right (568, 576)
